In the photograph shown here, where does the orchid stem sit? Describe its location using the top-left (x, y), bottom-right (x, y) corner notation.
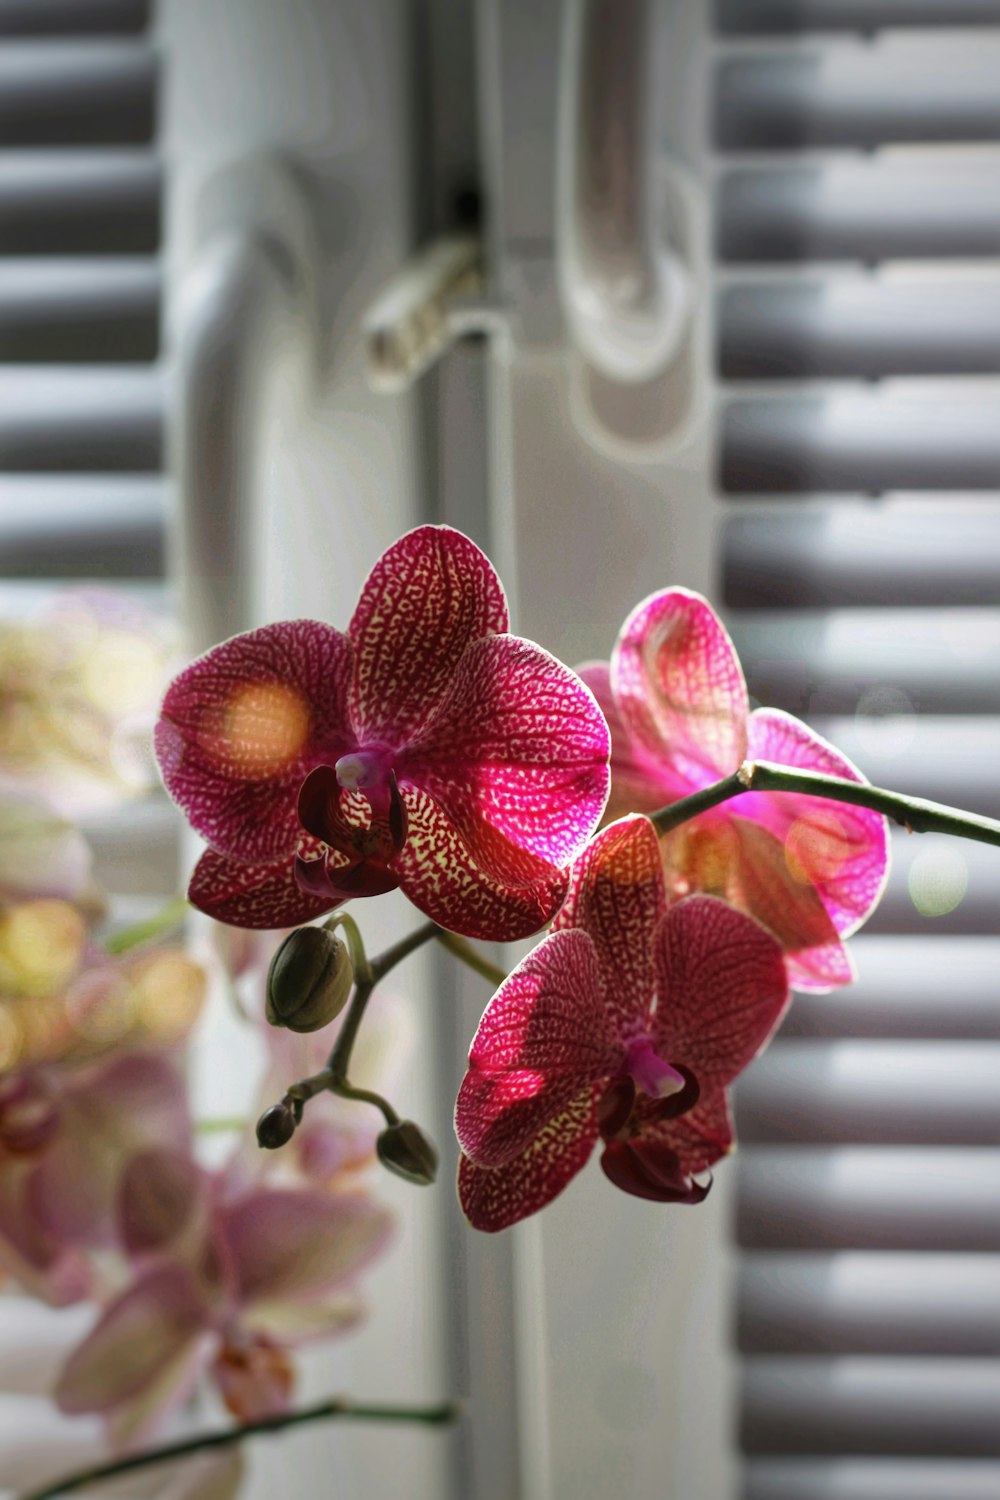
top-left (433, 929), bottom-right (507, 988)
top-left (103, 895), bottom-right (189, 955)
top-left (19, 1396), bottom-right (461, 1500)
top-left (650, 759), bottom-right (1000, 850)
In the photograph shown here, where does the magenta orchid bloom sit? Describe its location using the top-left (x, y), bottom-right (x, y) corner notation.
top-left (580, 589), bottom-right (889, 990)
top-left (56, 1148), bottom-right (393, 1447)
top-left (455, 815), bottom-right (788, 1233)
top-left (0, 1052), bottom-right (189, 1304)
top-left (156, 526), bottom-right (610, 940)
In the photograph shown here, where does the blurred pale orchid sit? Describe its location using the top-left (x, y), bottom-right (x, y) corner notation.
top-left (57, 1147), bottom-right (393, 1446)
top-left (580, 589), bottom-right (890, 989)
top-left (0, 782), bottom-right (96, 907)
top-left (0, 1051), bottom-right (190, 1305)
top-left (156, 525), bottom-right (610, 938)
top-left (0, 591), bottom-right (174, 815)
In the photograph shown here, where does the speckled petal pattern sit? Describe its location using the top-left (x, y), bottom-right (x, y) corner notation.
top-left (455, 930), bottom-right (620, 1167)
top-left (457, 1085), bottom-right (604, 1233)
top-left (188, 843), bottom-right (337, 930)
top-left (652, 896), bottom-right (789, 1091)
top-left (155, 621), bottom-right (354, 862)
top-left (553, 815), bottom-right (665, 1037)
top-left (612, 589), bottom-right (748, 786)
top-left (406, 633), bottom-right (611, 873)
top-left (348, 526), bottom-right (508, 746)
top-left (394, 787), bottom-right (568, 940)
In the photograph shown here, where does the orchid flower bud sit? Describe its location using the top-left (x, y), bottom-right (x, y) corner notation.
top-left (256, 1101), bottom-right (298, 1150)
top-left (376, 1120), bottom-right (439, 1186)
top-left (265, 925), bottom-right (353, 1033)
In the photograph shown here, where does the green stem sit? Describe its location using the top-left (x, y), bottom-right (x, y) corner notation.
top-left (650, 759), bottom-right (1000, 850)
top-left (103, 896), bottom-right (189, 955)
top-left (19, 1396), bottom-right (460, 1500)
top-left (327, 919), bottom-right (439, 1080)
top-left (434, 929), bottom-right (507, 988)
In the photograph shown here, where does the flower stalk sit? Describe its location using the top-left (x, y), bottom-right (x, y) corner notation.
top-left (18, 1396), bottom-right (461, 1500)
top-left (650, 759), bottom-right (1000, 851)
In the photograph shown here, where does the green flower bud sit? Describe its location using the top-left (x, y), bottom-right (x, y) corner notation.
top-left (265, 925), bottom-right (353, 1033)
top-left (256, 1102), bottom-right (297, 1150)
top-left (376, 1120), bottom-right (439, 1186)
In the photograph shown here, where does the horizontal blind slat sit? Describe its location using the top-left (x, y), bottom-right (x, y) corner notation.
top-left (0, 45), bottom-right (156, 148)
top-left (735, 1042), bottom-right (1000, 1143)
top-left (0, 258), bottom-right (159, 362)
top-left (737, 1148), bottom-right (1000, 1248)
top-left (744, 1457), bottom-right (1000, 1500)
top-left (715, 0), bottom-right (1000, 31)
top-left (776, 936), bottom-right (1000, 1038)
top-left (715, 46), bottom-right (1000, 152)
top-left (730, 606), bottom-right (1000, 714)
top-left (741, 1359), bottom-right (1000, 1455)
top-left (718, 160), bottom-right (1000, 263)
top-left (721, 393), bottom-right (1000, 492)
top-left (0, 367), bottom-right (163, 471)
top-left (0, 475), bottom-right (165, 576)
top-left (719, 280), bottom-right (1000, 381)
top-left (0, 0), bottom-right (149, 35)
top-left (0, 153), bottom-right (160, 255)
top-left (738, 1254), bottom-right (1000, 1355)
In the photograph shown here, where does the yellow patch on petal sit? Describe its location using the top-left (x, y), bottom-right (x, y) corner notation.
top-left (783, 809), bottom-right (852, 887)
top-left (222, 682), bottom-right (310, 777)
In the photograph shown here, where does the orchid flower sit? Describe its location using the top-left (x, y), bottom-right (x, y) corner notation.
top-left (0, 1051), bottom-right (190, 1304)
top-left (155, 525), bottom-right (610, 940)
top-left (580, 589), bottom-right (890, 989)
top-left (56, 1148), bottom-right (393, 1447)
top-left (456, 815), bottom-right (788, 1232)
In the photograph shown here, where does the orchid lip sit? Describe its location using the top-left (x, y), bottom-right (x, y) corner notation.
top-left (335, 747), bottom-right (394, 792)
top-left (623, 1035), bottom-right (685, 1100)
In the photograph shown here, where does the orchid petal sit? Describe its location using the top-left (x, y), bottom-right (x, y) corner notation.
top-left (155, 621), bottom-right (354, 862)
top-left (56, 1263), bottom-right (207, 1415)
top-left (745, 707), bottom-right (891, 938)
top-left (600, 1137), bottom-right (711, 1204)
top-left (552, 815), bottom-right (665, 1035)
top-left (612, 589), bottom-right (748, 785)
top-left (455, 929), bottom-right (620, 1168)
top-left (652, 896), bottom-right (788, 1091)
top-left (407, 634), bottom-right (610, 871)
top-left (28, 1053), bottom-right (189, 1247)
top-left (118, 1148), bottom-right (206, 1257)
top-left (457, 1084), bottom-right (604, 1232)
top-left (219, 1189), bottom-right (393, 1308)
top-left (576, 661), bottom-right (679, 820)
top-left (631, 1087), bottom-right (734, 1176)
top-left (239, 1291), bottom-right (365, 1343)
top-left (188, 844), bottom-right (336, 930)
top-left (348, 525), bottom-right (508, 745)
top-left (393, 787), bottom-right (567, 941)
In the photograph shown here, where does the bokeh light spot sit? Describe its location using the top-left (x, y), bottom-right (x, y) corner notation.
top-left (222, 682), bottom-right (310, 777)
top-left (908, 842), bottom-right (968, 918)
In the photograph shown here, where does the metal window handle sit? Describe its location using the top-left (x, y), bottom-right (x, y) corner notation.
top-left (172, 158), bottom-right (316, 651)
top-left (557, 0), bottom-right (690, 385)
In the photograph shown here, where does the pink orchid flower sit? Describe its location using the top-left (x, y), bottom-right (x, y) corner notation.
top-left (156, 526), bottom-right (610, 940)
top-left (56, 1147), bottom-right (393, 1447)
top-left (580, 589), bottom-right (889, 990)
top-left (0, 1051), bottom-right (189, 1303)
top-left (456, 815), bottom-right (789, 1233)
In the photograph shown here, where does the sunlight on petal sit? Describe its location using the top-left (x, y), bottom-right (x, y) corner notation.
top-left (783, 809), bottom-right (852, 887)
top-left (222, 682), bottom-right (311, 778)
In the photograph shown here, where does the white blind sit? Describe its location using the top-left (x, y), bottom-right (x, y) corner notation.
top-left (716, 3), bottom-right (1000, 1495)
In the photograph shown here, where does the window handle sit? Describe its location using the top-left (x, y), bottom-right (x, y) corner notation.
top-left (557, 0), bottom-right (690, 385)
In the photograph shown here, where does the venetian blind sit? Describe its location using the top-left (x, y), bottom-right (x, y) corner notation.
top-left (714, 1), bottom-right (1000, 1496)
top-left (0, 6), bottom-right (173, 1488)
